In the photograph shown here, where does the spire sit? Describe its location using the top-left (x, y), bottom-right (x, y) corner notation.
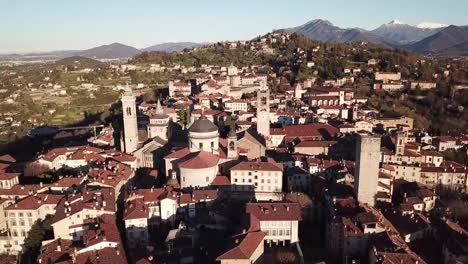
top-left (123, 83), bottom-right (133, 96)
top-left (156, 99), bottom-right (164, 115)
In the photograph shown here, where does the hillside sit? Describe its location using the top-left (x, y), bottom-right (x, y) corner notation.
top-left (284, 19), bottom-right (398, 47)
top-left (436, 41), bottom-right (468, 57)
top-left (371, 20), bottom-right (441, 44)
top-left (77, 43), bottom-right (141, 59)
top-left (143, 42), bottom-right (205, 52)
top-left (54, 56), bottom-right (106, 69)
top-left (407, 25), bottom-right (468, 55)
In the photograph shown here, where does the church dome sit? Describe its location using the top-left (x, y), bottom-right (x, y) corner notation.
top-left (189, 115), bottom-right (218, 133)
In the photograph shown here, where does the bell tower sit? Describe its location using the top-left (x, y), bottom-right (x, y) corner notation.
top-left (121, 86), bottom-right (139, 153)
top-left (227, 117), bottom-right (238, 159)
top-left (256, 84), bottom-right (270, 137)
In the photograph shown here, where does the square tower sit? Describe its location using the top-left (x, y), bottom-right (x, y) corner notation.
top-left (256, 85), bottom-right (270, 137)
top-left (354, 134), bottom-right (381, 207)
top-left (121, 88), bottom-right (139, 154)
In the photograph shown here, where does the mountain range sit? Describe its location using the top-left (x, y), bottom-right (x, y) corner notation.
top-left (284, 19), bottom-right (468, 57)
top-left (0, 42), bottom-right (207, 62)
top-left (2, 19), bottom-right (468, 61)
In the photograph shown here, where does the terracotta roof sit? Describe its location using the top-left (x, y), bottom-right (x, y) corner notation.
top-left (246, 202), bottom-right (302, 221)
top-left (211, 175), bottom-right (231, 186)
top-left (164, 147), bottom-right (191, 160)
top-left (0, 154), bottom-right (15, 164)
top-left (126, 188), bottom-right (166, 203)
top-left (217, 231), bottom-right (266, 260)
top-left (192, 189), bottom-right (218, 202)
top-left (272, 124), bottom-right (338, 141)
top-left (0, 172), bottom-right (20, 180)
top-left (231, 161), bottom-right (282, 171)
top-left (178, 151), bottom-right (219, 169)
top-left (295, 140), bottom-right (337, 148)
top-left (75, 247), bottom-right (126, 264)
top-left (124, 199), bottom-right (148, 220)
top-left (6, 193), bottom-right (63, 211)
top-left (52, 188), bottom-right (115, 223)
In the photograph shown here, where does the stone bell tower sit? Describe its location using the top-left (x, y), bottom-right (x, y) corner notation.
top-left (227, 116), bottom-right (238, 159)
top-left (256, 84), bottom-right (270, 137)
top-left (121, 86), bottom-right (139, 153)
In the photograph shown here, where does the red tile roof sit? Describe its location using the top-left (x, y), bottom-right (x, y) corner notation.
top-left (124, 199), bottom-right (149, 220)
top-left (246, 202), bottom-right (302, 221)
top-left (295, 140), bottom-right (337, 148)
top-left (211, 175), bottom-right (231, 186)
top-left (192, 189), bottom-right (218, 202)
top-left (6, 193), bottom-right (63, 211)
top-left (231, 161), bottom-right (283, 171)
top-left (52, 188), bottom-right (115, 223)
top-left (217, 231), bottom-right (266, 260)
top-left (178, 151), bottom-right (219, 169)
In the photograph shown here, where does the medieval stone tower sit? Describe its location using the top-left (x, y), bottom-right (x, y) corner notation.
top-left (395, 132), bottom-right (407, 156)
top-left (121, 86), bottom-right (139, 154)
top-left (256, 85), bottom-right (270, 137)
top-left (354, 134), bottom-right (381, 207)
top-left (227, 118), bottom-right (238, 159)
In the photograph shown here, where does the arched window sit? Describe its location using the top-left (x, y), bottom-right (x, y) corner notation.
top-left (126, 107), bottom-right (132, 116)
top-left (229, 141), bottom-right (235, 150)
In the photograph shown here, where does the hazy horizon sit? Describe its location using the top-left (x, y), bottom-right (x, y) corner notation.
top-left (1, 0), bottom-right (467, 53)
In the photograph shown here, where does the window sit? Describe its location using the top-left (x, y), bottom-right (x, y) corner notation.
top-left (126, 107), bottom-right (132, 116)
top-left (211, 141), bottom-right (214, 148)
top-left (229, 141), bottom-right (235, 150)
top-left (199, 142), bottom-right (203, 149)
top-left (18, 213), bottom-right (23, 217)
top-left (27, 212), bottom-right (32, 217)
top-left (206, 177), bottom-right (209, 182)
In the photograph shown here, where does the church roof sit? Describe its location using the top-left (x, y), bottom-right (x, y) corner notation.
top-left (188, 115), bottom-right (218, 133)
top-left (178, 151), bottom-right (219, 169)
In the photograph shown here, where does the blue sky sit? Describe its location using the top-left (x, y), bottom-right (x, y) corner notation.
top-left (0, 0), bottom-right (467, 53)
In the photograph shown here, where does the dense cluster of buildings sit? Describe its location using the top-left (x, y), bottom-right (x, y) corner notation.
top-left (0, 32), bottom-right (466, 264)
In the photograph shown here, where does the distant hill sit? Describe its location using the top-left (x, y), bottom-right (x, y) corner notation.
top-left (143, 42), bottom-right (206, 52)
top-left (407, 25), bottom-right (468, 55)
top-left (283, 19), bottom-right (398, 47)
top-left (54, 56), bottom-right (105, 69)
top-left (437, 41), bottom-right (468, 57)
top-left (77, 43), bottom-right (141, 59)
top-left (371, 20), bottom-right (443, 45)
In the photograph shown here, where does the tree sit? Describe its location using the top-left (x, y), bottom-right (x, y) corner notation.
top-left (23, 218), bottom-right (53, 249)
top-left (24, 162), bottom-right (52, 178)
top-left (275, 249), bottom-right (297, 264)
top-left (177, 107), bottom-right (190, 126)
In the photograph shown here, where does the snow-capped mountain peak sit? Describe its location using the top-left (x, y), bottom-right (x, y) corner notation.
top-left (387, 19), bottom-right (405, 25)
top-left (416, 22), bottom-right (448, 29)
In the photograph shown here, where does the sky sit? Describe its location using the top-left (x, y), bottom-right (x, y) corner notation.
top-left (0, 0), bottom-right (467, 53)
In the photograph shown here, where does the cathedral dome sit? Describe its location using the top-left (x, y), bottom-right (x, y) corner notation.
top-left (188, 115), bottom-right (218, 133)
